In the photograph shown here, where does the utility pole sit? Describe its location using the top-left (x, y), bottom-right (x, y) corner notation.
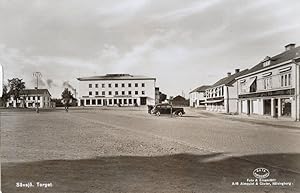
top-left (33, 72), bottom-right (42, 113)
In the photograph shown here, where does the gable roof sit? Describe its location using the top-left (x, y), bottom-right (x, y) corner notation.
top-left (20, 89), bottom-right (51, 96)
top-left (211, 69), bottom-right (249, 87)
top-left (77, 74), bottom-right (156, 81)
top-left (189, 85), bottom-right (211, 93)
top-left (245, 45), bottom-right (300, 75)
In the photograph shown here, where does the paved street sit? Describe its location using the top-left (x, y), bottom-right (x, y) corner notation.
top-left (1, 107), bottom-right (300, 193)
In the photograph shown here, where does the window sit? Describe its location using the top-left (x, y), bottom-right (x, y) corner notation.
top-left (89, 84), bottom-right (92, 88)
top-left (33, 96), bottom-right (35, 100)
top-left (95, 84), bottom-right (98, 88)
top-left (263, 77), bottom-right (272, 90)
top-left (135, 91), bottom-right (138, 95)
top-left (95, 91), bottom-right (99, 96)
top-left (102, 84), bottom-right (105, 88)
top-left (142, 91), bottom-right (145, 95)
top-left (129, 99), bottom-right (132, 104)
top-left (122, 91), bottom-right (125, 95)
top-left (86, 99), bottom-right (90, 105)
top-left (122, 83), bottom-right (125, 87)
top-left (102, 91), bottom-right (105, 95)
top-left (115, 91), bottom-right (118, 95)
top-left (135, 83), bottom-right (138, 87)
top-left (119, 99), bottom-right (122, 104)
top-left (97, 99), bottom-right (102, 105)
top-left (133, 99), bottom-right (137, 105)
top-left (89, 91), bottom-right (92, 96)
top-left (128, 83), bottom-right (131, 87)
top-left (128, 91), bottom-right (132, 95)
top-left (109, 99), bottom-right (112, 105)
top-left (37, 96), bottom-right (40, 100)
top-left (280, 73), bottom-right (291, 87)
top-left (142, 83), bottom-right (145, 87)
top-left (109, 91), bottom-right (112, 95)
top-left (92, 99), bottom-right (96, 105)
top-left (108, 84), bottom-right (112, 88)
top-left (124, 99), bottom-right (127, 104)
top-left (114, 99), bottom-right (117, 104)
top-left (115, 83), bottom-right (118, 88)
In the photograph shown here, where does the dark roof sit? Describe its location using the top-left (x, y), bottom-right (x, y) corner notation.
top-left (172, 95), bottom-right (187, 101)
top-left (20, 89), bottom-right (51, 96)
top-left (189, 85), bottom-right (211, 93)
top-left (211, 69), bottom-right (249, 87)
top-left (77, 74), bottom-right (156, 81)
top-left (245, 46), bottom-right (300, 75)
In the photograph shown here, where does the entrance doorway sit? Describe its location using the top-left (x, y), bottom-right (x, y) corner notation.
top-left (274, 99), bottom-right (278, 117)
top-left (263, 99), bottom-right (271, 115)
top-left (140, 97), bottom-right (147, 105)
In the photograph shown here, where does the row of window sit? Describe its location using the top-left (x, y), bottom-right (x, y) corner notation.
top-left (89, 83), bottom-right (145, 88)
top-left (19, 96), bottom-right (48, 101)
top-left (85, 98), bottom-right (138, 105)
top-left (206, 87), bottom-right (224, 98)
top-left (89, 90), bottom-right (145, 96)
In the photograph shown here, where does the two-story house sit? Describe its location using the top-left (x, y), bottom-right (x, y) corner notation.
top-left (189, 85), bottom-right (210, 108)
top-left (236, 44), bottom-right (300, 121)
top-left (7, 89), bottom-right (52, 108)
top-left (77, 74), bottom-right (156, 107)
top-left (205, 69), bottom-right (248, 113)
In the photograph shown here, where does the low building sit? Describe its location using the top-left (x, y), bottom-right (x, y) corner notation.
top-left (236, 43), bottom-right (300, 121)
top-left (189, 85), bottom-right (210, 108)
top-left (6, 89), bottom-right (52, 108)
top-left (205, 69), bottom-right (248, 113)
top-left (170, 95), bottom-right (189, 107)
top-left (77, 74), bottom-right (156, 107)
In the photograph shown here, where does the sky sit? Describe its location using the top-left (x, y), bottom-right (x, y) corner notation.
top-left (1, 0), bottom-right (300, 98)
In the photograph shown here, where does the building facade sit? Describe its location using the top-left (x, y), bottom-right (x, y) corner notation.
top-left (77, 74), bottom-right (156, 107)
top-left (237, 44), bottom-right (300, 121)
top-left (7, 89), bottom-right (52, 108)
top-left (205, 69), bottom-right (248, 113)
top-left (189, 85), bottom-right (210, 108)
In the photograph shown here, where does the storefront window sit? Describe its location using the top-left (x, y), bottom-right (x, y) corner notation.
top-left (281, 98), bottom-right (291, 116)
top-left (263, 99), bottom-right (271, 115)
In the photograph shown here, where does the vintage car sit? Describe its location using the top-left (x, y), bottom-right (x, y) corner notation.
top-left (150, 104), bottom-right (185, 116)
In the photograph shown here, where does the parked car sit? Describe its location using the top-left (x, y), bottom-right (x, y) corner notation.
top-left (150, 104), bottom-right (185, 116)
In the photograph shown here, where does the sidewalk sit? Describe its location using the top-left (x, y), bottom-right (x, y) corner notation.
top-left (187, 108), bottom-right (300, 130)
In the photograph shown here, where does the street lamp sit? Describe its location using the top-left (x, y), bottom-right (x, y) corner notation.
top-left (33, 72), bottom-right (42, 113)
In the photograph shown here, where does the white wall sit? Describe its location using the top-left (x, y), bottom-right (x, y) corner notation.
top-left (78, 79), bottom-right (156, 106)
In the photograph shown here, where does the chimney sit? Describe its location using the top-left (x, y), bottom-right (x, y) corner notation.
top-left (285, 43), bottom-right (296, 51)
top-left (235, 69), bottom-right (240, 73)
top-left (227, 72), bottom-right (231, 77)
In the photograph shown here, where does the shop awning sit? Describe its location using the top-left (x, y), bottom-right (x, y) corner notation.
top-left (247, 77), bottom-right (257, 92)
top-left (205, 99), bottom-right (224, 104)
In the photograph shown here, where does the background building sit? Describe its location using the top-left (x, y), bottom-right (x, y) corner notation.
top-left (189, 85), bottom-right (210, 108)
top-left (170, 95), bottom-right (189, 107)
top-left (237, 44), bottom-right (300, 121)
top-left (6, 89), bottom-right (52, 108)
top-left (205, 69), bottom-right (248, 113)
top-left (77, 74), bottom-right (156, 107)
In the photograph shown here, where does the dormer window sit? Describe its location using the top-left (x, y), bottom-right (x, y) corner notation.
top-left (262, 56), bottom-right (271, 67)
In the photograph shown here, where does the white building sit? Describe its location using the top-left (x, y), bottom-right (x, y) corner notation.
top-left (205, 69), bottom-right (248, 113)
top-left (7, 89), bottom-right (52, 108)
top-left (237, 44), bottom-right (300, 121)
top-left (189, 85), bottom-right (210, 108)
top-left (77, 74), bottom-right (156, 107)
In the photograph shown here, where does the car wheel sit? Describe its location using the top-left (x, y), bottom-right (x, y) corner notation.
top-left (156, 111), bottom-right (161, 116)
top-left (178, 112), bottom-right (183, 117)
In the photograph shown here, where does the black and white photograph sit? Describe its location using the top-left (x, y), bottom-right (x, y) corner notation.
top-left (0, 0), bottom-right (300, 192)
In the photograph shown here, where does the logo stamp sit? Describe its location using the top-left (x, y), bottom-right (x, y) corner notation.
top-left (253, 168), bottom-right (270, 179)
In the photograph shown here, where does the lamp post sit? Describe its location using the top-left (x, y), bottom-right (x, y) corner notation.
top-left (33, 72), bottom-right (42, 113)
